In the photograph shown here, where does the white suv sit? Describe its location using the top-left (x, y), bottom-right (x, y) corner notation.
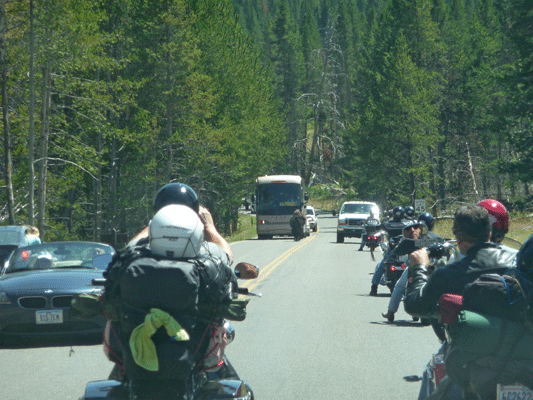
top-left (336, 201), bottom-right (380, 243)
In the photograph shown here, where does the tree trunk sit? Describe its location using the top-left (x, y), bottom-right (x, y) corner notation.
top-left (37, 66), bottom-right (51, 236)
top-left (28, 0), bottom-right (36, 226)
top-left (1, 0), bottom-right (15, 224)
top-left (94, 128), bottom-right (102, 242)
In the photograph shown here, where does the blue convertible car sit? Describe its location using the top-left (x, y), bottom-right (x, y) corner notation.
top-left (0, 241), bottom-right (114, 344)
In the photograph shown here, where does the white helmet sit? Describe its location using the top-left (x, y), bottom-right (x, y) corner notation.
top-left (149, 204), bottom-right (204, 259)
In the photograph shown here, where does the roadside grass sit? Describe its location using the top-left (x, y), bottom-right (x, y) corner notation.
top-left (226, 213), bottom-right (257, 243)
top-left (434, 212), bottom-right (533, 250)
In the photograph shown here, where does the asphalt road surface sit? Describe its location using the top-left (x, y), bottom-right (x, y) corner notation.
top-left (1, 214), bottom-right (439, 399)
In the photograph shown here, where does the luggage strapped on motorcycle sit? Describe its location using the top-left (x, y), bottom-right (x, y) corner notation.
top-left (100, 244), bottom-right (246, 378)
top-left (438, 237), bottom-right (533, 395)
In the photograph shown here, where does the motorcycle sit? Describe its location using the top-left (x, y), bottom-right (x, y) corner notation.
top-left (408, 322), bottom-right (533, 400)
top-left (361, 218), bottom-right (385, 261)
top-left (79, 262), bottom-right (260, 400)
top-left (405, 242), bottom-right (533, 399)
top-left (380, 255), bottom-right (406, 293)
top-left (376, 235), bottom-right (405, 293)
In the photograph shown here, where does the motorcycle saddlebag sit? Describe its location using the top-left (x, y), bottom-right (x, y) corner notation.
top-left (462, 273), bottom-right (530, 323)
top-left (119, 257), bottom-right (200, 316)
top-left (446, 310), bottom-right (533, 359)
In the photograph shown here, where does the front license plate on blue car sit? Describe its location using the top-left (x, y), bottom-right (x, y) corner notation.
top-left (36, 310), bottom-right (63, 324)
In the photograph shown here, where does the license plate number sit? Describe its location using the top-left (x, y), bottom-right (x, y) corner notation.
top-left (36, 310), bottom-right (63, 324)
top-left (497, 384), bottom-right (533, 400)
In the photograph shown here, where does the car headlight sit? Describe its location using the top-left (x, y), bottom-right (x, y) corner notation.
top-left (338, 220), bottom-right (346, 226)
top-left (0, 291), bottom-right (12, 305)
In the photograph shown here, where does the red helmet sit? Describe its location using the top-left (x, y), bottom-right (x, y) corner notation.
top-left (478, 199), bottom-right (509, 232)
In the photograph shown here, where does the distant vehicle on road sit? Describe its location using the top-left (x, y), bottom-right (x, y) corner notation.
top-left (336, 201), bottom-right (380, 243)
top-left (252, 175), bottom-right (309, 240)
top-left (306, 205), bottom-right (318, 232)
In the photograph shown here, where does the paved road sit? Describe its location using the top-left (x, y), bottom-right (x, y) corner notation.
top-left (0, 214), bottom-right (439, 399)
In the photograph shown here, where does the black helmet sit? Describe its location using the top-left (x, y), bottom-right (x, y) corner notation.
top-left (153, 183), bottom-right (199, 213)
top-left (392, 206), bottom-right (405, 221)
top-left (405, 206), bottom-right (416, 219)
top-left (417, 212), bottom-right (435, 231)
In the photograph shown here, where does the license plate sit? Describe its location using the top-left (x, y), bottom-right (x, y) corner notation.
top-left (497, 384), bottom-right (533, 400)
top-left (36, 310), bottom-right (63, 324)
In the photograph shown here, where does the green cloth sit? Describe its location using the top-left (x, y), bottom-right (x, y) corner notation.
top-left (129, 308), bottom-right (190, 371)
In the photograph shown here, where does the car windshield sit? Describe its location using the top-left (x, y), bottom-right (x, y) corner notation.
top-left (306, 208), bottom-right (315, 216)
top-left (341, 204), bottom-right (374, 214)
top-left (5, 242), bottom-right (114, 274)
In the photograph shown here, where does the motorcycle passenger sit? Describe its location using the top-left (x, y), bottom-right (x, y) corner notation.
top-left (477, 199), bottom-right (511, 249)
top-left (128, 182), bottom-right (234, 265)
top-left (105, 204), bottom-right (240, 400)
top-left (290, 209), bottom-right (306, 241)
top-left (369, 206), bottom-right (411, 296)
top-left (106, 183), bottom-right (241, 384)
top-left (403, 204), bottom-right (517, 400)
top-left (381, 212), bottom-right (443, 322)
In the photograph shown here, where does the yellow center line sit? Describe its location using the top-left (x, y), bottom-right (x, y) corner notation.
top-left (240, 230), bottom-right (318, 294)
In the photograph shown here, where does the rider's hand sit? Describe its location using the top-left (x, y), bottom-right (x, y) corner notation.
top-left (198, 206), bottom-right (216, 232)
top-left (409, 248), bottom-right (430, 267)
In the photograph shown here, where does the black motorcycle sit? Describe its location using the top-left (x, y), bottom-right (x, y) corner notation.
top-left (79, 262), bottom-right (259, 400)
top-left (381, 254), bottom-right (406, 293)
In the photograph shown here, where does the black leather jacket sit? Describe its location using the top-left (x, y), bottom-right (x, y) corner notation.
top-left (404, 242), bottom-right (517, 318)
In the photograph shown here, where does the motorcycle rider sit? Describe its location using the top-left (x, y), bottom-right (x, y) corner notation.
top-left (358, 213), bottom-right (381, 251)
top-left (403, 204), bottom-right (517, 399)
top-left (369, 206), bottom-right (412, 296)
top-left (105, 204), bottom-right (243, 399)
top-left (128, 182), bottom-right (234, 266)
top-left (404, 205), bottom-right (417, 220)
top-left (106, 183), bottom-right (250, 384)
top-left (381, 212), bottom-right (444, 322)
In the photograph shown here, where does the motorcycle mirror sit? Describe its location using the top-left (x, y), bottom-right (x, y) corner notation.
top-left (234, 262), bottom-right (259, 280)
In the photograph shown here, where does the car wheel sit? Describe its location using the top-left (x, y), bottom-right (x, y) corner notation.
top-left (313, 226), bottom-right (317, 232)
top-left (337, 233), bottom-right (344, 243)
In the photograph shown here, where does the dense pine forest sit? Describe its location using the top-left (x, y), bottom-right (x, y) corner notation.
top-left (1, 0), bottom-right (532, 244)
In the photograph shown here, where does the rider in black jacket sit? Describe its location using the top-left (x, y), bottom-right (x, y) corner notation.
top-left (403, 204), bottom-right (517, 400)
top-left (404, 204), bottom-right (516, 318)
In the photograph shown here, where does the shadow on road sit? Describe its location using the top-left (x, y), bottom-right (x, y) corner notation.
top-left (0, 334), bottom-right (102, 349)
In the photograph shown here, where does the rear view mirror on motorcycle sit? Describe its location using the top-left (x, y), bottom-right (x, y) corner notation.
top-left (234, 262), bottom-right (259, 280)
